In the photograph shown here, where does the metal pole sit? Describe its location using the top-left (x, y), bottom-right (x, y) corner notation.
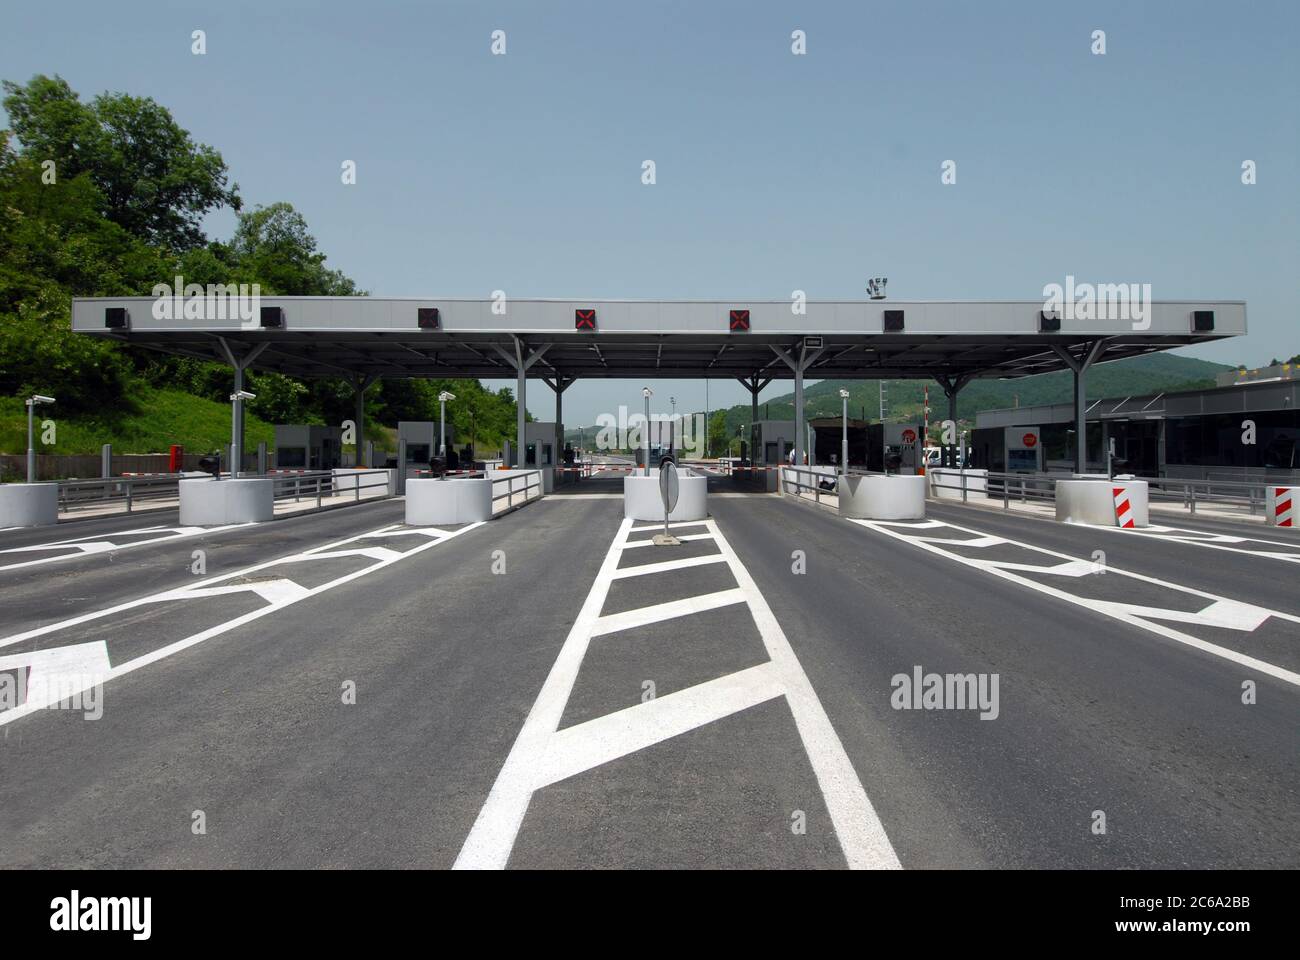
top-left (231, 366), bottom-right (243, 479)
top-left (354, 378), bottom-right (367, 468)
top-left (439, 398), bottom-right (447, 459)
top-left (101, 443), bottom-right (112, 480)
top-left (794, 362), bottom-right (805, 467)
top-left (840, 394), bottom-right (848, 476)
top-left (26, 401), bottom-right (35, 483)
top-left (643, 389), bottom-right (651, 476)
top-left (516, 365), bottom-right (526, 468)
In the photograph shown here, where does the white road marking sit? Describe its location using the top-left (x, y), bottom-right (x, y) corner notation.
top-left (849, 517), bottom-right (1300, 686)
top-left (590, 588), bottom-right (747, 636)
top-left (455, 516), bottom-right (900, 870)
top-left (539, 494), bottom-right (624, 500)
top-left (0, 521), bottom-right (483, 728)
top-left (0, 524), bottom-right (247, 571)
top-left (0, 641), bottom-right (111, 713)
top-left (621, 532), bottom-right (715, 549)
top-left (608, 553), bottom-right (726, 579)
top-left (1104, 523), bottom-right (1300, 564)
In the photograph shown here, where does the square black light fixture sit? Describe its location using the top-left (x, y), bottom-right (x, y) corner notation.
top-left (1039, 310), bottom-right (1061, 332)
top-left (575, 308), bottom-right (596, 331)
top-left (260, 306), bottom-right (284, 328)
top-left (803, 336), bottom-right (824, 350)
top-left (1192, 310), bottom-right (1215, 332)
top-left (104, 307), bottom-right (129, 330)
top-left (729, 309), bottom-right (750, 332)
top-left (418, 307), bottom-right (440, 330)
top-left (883, 309), bottom-right (905, 332)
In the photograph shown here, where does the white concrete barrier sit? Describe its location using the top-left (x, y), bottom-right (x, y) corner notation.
top-left (1265, 485), bottom-right (1296, 527)
top-left (406, 477), bottom-right (493, 525)
top-left (623, 474), bottom-right (708, 521)
top-left (0, 483), bottom-right (59, 527)
top-left (838, 474), bottom-right (927, 520)
top-left (179, 477), bottom-right (274, 525)
top-left (1055, 477), bottom-right (1149, 528)
top-left (929, 468), bottom-right (988, 500)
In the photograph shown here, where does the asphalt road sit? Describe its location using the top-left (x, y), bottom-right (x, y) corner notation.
top-left (0, 485), bottom-right (1295, 869)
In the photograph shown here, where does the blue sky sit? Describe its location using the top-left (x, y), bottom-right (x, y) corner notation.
top-left (3, 0), bottom-right (1296, 424)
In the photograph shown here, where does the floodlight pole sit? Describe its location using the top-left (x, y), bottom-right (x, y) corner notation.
top-left (840, 389), bottom-right (850, 476)
top-left (642, 387), bottom-right (653, 476)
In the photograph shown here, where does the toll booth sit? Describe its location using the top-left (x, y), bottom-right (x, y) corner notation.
top-left (808, 417), bottom-right (869, 468)
top-left (523, 421), bottom-right (560, 468)
top-left (1004, 426), bottom-right (1042, 472)
top-left (273, 425), bottom-right (342, 469)
top-left (751, 420), bottom-right (797, 465)
top-left (866, 423), bottom-right (923, 473)
top-left (398, 421), bottom-right (457, 466)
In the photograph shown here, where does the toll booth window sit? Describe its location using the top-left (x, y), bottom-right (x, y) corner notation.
top-left (279, 447), bottom-right (306, 468)
top-left (408, 444), bottom-right (429, 463)
top-left (526, 443), bottom-right (536, 466)
top-left (1007, 449), bottom-right (1038, 471)
top-left (542, 444), bottom-right (553, 466)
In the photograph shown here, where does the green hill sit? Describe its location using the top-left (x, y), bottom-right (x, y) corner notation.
top-left (0, 387), bottom-right (274, 457)
top-left (706, 352), bottom-right (1232, 439)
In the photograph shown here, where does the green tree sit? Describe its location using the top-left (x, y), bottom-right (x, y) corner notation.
top-left (3, 74), bottom-right (240, 250)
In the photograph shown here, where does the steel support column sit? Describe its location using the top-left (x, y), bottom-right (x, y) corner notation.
top-left (771, 344), bottom-right (824, 467)
top-left (935, 373), bottom-right (973, 468)
top-left (216, 338), bottom-right (269, 477)
top-left (1051, 340), bottom-right (1110, 474)
top-left (349, 373), bottom-right (378, 467)
top-left (736, 375), bottom-right (772, 463)
top-left (492, 338), bottom-right (551, 467)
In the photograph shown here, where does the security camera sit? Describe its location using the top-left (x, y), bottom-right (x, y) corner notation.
top-left (438, 390), bottom-right (456, 402)
top-left (231, 390), bottom-right (257, 401)
top-left (839, 389), bottom-right (851, 399)
top-left (642, 387), bottom-right (654, 398)
top-left (27, 395), bottom-right (56, 405)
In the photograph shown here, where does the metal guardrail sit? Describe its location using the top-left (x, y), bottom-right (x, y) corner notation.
top-left (926, 469), bottom-right (1286, 516)
top-left (779, 465), bottom-right (841, 506)
top-left (56, 474), bottom-right (181, 514)
top-left (491, 470), bottom-right (543, 511)
top-left (272, 469), bottom-right (392, 510)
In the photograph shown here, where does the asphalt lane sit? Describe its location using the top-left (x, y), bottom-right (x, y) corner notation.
top-left (0, 499), bottom-right (408, 633)
top-left (0, 497), bottom-right (620, 868)
top-left (708, 494), bottom-right (1300, 869)
top-left (928, 500), bottom-right (1300, 617)
top-left (1, 487), bottom-right (1296, 869)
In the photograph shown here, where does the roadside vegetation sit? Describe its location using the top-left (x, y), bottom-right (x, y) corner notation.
top-left (0, 74), bottom-right (519, 465)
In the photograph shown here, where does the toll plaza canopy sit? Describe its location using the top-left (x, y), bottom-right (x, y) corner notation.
top-left (71, 296), bottom-right (1246, 469)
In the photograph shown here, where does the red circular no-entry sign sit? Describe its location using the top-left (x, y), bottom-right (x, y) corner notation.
top-left (901, 428), bottom-right (917, 443)
top-left (1023, 433), bottom-right (1038, 448)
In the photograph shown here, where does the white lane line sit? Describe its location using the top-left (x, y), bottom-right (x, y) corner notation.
top-left (0, 520), bottom-right (484, 728)
top-left (455, 516), bottom-right (900, 870)
top-left (707, 519), bottom-right (900, 870)
top-left (538, 494), bottom-right (624, 500)
top-left (0, 641), bottom-right (112, 713)
top-left (621, 532), bottom-right (715, 549)
top-left (538, 663), bottom-right (786, 788)
top-left (0, 524), bottom-right (248, 571)
top-left (590, 588), bottom-right (747, 636)
top-left (608, 553), bottom-right (727, 580)
top-left (849, 517), bottom-right (1300, 687)
top-left (1103, 524), bottom-right (1300, 564)
top-left (629, 520), bottom-right (710, 532)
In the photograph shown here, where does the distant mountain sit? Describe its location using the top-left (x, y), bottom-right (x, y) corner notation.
top-left (708, 352), bottom-right (1233, 435)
